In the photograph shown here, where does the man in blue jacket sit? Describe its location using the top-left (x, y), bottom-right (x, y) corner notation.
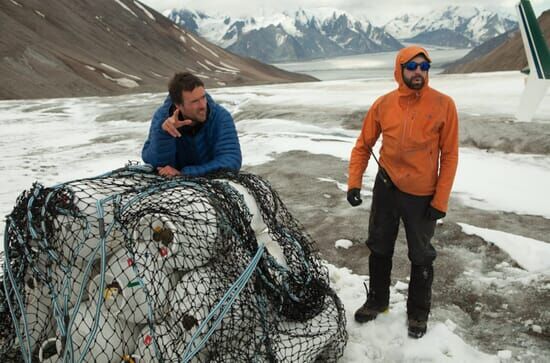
top-left (142, 72), bottom-right (242, 177)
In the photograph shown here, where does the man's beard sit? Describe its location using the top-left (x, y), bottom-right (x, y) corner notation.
top-left (182, 110), bottom-right (206, 124)
top-left (404, 74), bottom-right (425, 90)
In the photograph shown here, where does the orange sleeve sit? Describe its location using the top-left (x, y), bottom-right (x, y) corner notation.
top-left (431, 98), bottom-right (459, 212)
top-left (347, 100), bottom-right (382, 190)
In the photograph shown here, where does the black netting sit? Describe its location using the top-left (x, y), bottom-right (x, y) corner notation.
top-left (1, 165), bottom-right (347, 362)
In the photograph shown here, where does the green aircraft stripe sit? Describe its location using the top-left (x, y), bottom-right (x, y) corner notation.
top-left (520, 0), bottom-right (550, 78)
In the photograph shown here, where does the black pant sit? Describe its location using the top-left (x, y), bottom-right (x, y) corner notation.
top-left (367, 172), bottom-right (436, 264)
top-left (366, 171), bottom-right (436, 321)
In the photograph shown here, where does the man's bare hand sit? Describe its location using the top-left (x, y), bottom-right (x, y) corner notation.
top-left (157, 166), bottom-right (181, 178)
top-left (161, 108), bottom-right (193, 137)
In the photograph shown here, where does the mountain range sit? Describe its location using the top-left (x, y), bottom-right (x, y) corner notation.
top-left (384, 6), bottom-right (517, 47)
top-left (167, 6), bottom-right (518, 62)
top-left (444, 10), bottom-right (550, 74)
top-left (166, 8), bottom-right (403, 63)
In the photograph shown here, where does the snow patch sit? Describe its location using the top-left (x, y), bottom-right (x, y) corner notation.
top-left (114, 0), bottom-right (138, 18)
top-left (100, 63), bottom-right (142, 81)
top-left (276, 33), bottom-right (287, 47)
top-left (10, 0), bottom-right (22, 7)
top-left (187, 33), bottom-right (219, 58)
top-left (394, 281), bottom-right (408, 291)
top-left (325, 263), bottom-right (498, 362)
top-left (101, 73), bottom-right (139, 88)
top-left (196, 61), bottom-right (211, 71)
top-left (179, 35), bottom-right (186, 44)
top-left (34, 10), bottom-right (45, 18)
top-left (204, 60), bottom-right (238, 74)
top-left (335, 239), bottom-right (353, 249)
top-left (458, 223), bottom-right (550, 273)
top-left (133, 1), bottom-right (155, 21)
top-left (84, 65), bottom-right (96, 71)
top-left (219, 61), bottom-right (240, 72)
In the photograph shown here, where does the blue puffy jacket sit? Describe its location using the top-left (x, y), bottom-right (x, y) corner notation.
top-left (142, 94), bottom-right (242, 176)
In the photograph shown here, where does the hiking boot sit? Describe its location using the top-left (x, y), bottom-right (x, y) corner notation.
top-left (354, 282), bottom-right (389, 323)
top-left (408, 319), bottom-right (427, 339)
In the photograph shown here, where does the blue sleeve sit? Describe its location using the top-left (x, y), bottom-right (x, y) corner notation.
top-left (182, 107), bottom-right (242, 176)
top-left (142, 96), bottom-right (177, 168)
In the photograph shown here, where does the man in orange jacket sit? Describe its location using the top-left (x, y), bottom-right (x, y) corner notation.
top-left (347, 46), bottom-right (459, 338)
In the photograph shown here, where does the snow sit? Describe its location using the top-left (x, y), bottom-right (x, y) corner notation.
top-left (326, 264), bottom-right (498, 362)
top-left (383, 14), bottom-right (422, 39)
top-left (204, 60), bottom-right (238, 74)
top-left (498, 350), bottom-right (512, 359)
top-left (99, 63), bottom-right (142, 81)
top-left (0, 61), bottom-right (549, 360)
top-left (335, 239), bottom-right (353, 249)
top-left (10, 0), bottom-right (22, 7)
top-left (133, 1), bottom-right (155, 21)
top-left (317, 178), bottom-right (352, 194)
top-left (187, 33), bottom-right (219, 58)
top-left (220, 61), bottom-right (240, 72)
top-left (114, 0), bottom-right (138, 18)
top-left (168, 7), bottom-right (379, 47)
top-left (34, 10), bottom-right (45, 18)
top-left (276, 33), bottom-right (287, 47)
top-left (227, 73), bottom-right (550, 219)
top-left (196, 61), bottom-right (211, 71)
top-left (458, 223), bottom-right (550, 273)
top-left (101, 73), bottom-right (139, 88)
top-left (179, 35), bottom-right (186, 44)
top-left (384, 5), bottom-right (515, 43)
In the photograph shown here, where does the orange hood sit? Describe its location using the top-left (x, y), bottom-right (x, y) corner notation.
top-left (394, 46), bottom-right (432, 97)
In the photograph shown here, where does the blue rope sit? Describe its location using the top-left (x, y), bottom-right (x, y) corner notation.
top-left (181, 244), bottom-right (265, 362)
top-left (3, 222), bottom-right (31, 363)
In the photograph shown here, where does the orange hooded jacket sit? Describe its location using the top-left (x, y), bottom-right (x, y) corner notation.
top-left (348, 46), bottom-right (459, 212)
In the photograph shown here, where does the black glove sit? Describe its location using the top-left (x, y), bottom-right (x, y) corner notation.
top-left (426, 205), bottom-right (446, 220)
top-left (347, 188), bottom-right (362, 207)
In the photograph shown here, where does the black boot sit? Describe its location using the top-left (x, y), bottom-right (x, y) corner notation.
top-left (408, 319), bottom-right (427, 339)
top-left (355, 253), bottom-right (392, 323)
top-left (407, 264), bottom-right (434, 338)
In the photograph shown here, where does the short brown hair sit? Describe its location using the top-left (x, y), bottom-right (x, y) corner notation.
top-left (168, 72), bottom-right (204, 105)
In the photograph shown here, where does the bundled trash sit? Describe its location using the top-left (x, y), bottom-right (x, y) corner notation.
top-left (0, 165), bottom-right (347, 362)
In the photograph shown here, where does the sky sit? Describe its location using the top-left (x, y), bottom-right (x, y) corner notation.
top-left (140, 0), bottom-right (550, 26)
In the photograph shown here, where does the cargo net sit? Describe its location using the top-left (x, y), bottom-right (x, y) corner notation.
top-left (1, 165), bottom-right (347, 362)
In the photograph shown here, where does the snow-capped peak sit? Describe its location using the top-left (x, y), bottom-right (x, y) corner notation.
top-left (384, 5), bottom-right (517, 44)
